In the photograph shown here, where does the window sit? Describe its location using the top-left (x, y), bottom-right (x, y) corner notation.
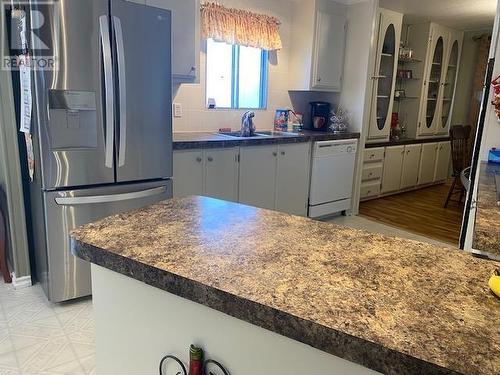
top-left (206, 38), bottom-right (268, 109)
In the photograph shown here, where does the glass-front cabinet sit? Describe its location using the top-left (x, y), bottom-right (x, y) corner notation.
top-left (368, 9), bottom-right (403, 141)
top-left (437, 32), bottom-right (462, 135)
top-left (419, 25), bottom-right (446, 136)
top-left (418, 25), bottom-right (463, 137)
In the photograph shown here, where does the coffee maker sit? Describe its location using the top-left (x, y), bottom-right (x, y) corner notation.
top-left (307, 102), bottom-right (330, 131)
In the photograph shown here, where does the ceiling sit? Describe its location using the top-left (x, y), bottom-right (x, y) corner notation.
top-left (380, 0), bottom-right (497, 31)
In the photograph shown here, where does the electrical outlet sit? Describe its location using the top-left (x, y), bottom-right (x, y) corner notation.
top-left (173, 103), bottom-right (183, 118)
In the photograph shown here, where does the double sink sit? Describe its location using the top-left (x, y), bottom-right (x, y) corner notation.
top-left (216, 131), bottom-right (298, 139)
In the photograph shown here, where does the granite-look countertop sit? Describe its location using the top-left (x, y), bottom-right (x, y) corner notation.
top-left (71, 197), bottom-right (500, 375)
top-left (473, 162), bottom-right (500, 257)
top-left (173, 130), bottom-right (360, 150)
top-left (365, 136), bottom-right (451, 148)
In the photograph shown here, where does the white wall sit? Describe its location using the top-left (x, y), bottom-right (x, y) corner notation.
top-left (452, 29), bottom-right (493, 126)
top-left (340, 0), bottom-right (377, 133)
top-left (345, 0), bottom-right (378, 214)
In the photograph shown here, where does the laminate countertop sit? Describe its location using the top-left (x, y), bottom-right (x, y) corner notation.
top-left (173, 130), bottom-right (360, 150)
top-left (71, 197), bottom-right (500, 375)
top-left (365, 137), bottom-right (451, 149)
top-left (473, 162), bottom-right (500, 257)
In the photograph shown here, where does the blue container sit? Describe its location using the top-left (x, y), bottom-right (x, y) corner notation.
top-left (488, 148), bottom-right (500, 163)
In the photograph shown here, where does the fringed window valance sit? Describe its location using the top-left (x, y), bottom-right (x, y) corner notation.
top-left (201, 2), bottom-right (283, 51)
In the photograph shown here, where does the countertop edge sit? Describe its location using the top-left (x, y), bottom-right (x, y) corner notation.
top-left (365, 137), bottom-right (451, 149)
top-left (72, 238), bottom-right (462, 375)
top-left (173, 132), bottom-right (361, 150)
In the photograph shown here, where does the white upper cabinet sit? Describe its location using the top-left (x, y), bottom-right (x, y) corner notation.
top-left (419, 24), bottom-right (447, 136)
top-left (289, 0), bottom-right (347, 91)
top-left (436, 30), bottom-right (463, 135)
top-left (146, 0), bottom-right (200, 82)
top-left (367, 8), bottom-right (403, 141)
top-left (406, 23), bottom-right (463, 138)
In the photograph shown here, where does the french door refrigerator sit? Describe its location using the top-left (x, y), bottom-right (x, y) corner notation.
top-left (28, 0), bottom-right (173, 302)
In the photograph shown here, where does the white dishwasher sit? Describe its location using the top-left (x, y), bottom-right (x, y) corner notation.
top-left (308, 139), bottom-right (358, 218)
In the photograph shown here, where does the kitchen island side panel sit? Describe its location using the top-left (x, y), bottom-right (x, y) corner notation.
top-left (92, 264), bottom-right (380, 375)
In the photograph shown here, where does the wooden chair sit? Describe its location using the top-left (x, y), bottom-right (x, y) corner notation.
top-left (0, 187), bottom-right (12, 283)
top-left (444, 125), bottom-right (472, 208)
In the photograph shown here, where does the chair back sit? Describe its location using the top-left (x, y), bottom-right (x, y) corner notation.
top-left (449, 125), bottom-right (472, 176)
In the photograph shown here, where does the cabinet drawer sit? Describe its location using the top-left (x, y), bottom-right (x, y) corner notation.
top-left (363, 147), bottom-right (385, 162)
top-left (362, 163), bottom-right (383, 181)
top-left (360, 180), bottom-right (381, 199)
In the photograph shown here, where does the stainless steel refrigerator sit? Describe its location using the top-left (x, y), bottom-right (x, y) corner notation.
top-left (28, 0), bottom-right (173, 302)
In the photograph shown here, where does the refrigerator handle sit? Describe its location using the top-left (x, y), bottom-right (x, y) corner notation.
top-left (54, 187), bottom-right (168, 206)
top-left (99, 15), bottom-right (114, 169)
top-left (113, 16), bottom-right (127, 168)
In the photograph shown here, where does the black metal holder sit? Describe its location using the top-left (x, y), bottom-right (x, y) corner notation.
top-left (159, 355), bottom-right (187, 375)
top-left (204, 359), bottom-right (230, 375)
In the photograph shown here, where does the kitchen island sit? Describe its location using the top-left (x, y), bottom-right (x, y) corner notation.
top-left (71, 197), bottom-right (500, 375)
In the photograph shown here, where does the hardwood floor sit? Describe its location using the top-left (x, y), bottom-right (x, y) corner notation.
top-left (359, 181), bottom-right (464, 245)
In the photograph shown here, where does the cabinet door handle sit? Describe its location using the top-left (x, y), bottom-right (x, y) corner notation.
top-left (317, 77), bottom-right (322, 82)
top-left (272, 152), bottom-right (278, 157)
top-left (196, 157), bottom-right (202, 163)
top-left (207, 156), bottom-right (214, 162)
top-left (281, 151), bottom-right (286, 156)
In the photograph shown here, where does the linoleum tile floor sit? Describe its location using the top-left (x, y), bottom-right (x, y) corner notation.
top-left (0, 280), bottom-right (95, 375)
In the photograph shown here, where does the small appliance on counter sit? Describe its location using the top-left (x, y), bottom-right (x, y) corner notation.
top-left (307, 102), bottom-right (330, 131)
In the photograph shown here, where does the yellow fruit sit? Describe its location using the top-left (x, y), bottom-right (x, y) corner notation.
top-left (489, 275), bottom-right (500, 298)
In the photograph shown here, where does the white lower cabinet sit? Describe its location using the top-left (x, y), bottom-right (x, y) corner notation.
top-left (173, 150), bottom-right (204, 197)
top-left (365, 140), bottom-right (452, 200)
top-left (434, 141), bottom-right (452, 181)
top-left (204, 148), bottom-right (239, 202)
top-left (239, 144), bottom-right (311, 215)
top-left (381, 146), bottom-right (404, 193)
top-left (173, 148), bottom-right (238, 202)
top-left (275, 143), bottom-right (311, 216)
top-left (418, 143), bottom-right (438, 185)
top-left (239, 145), bottom-right (278, 210)
top-left (400, 144), bottom-right (422, 189)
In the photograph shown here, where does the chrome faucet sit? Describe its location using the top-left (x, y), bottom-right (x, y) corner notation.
top-left (241, 111), bottom-right (256, 137)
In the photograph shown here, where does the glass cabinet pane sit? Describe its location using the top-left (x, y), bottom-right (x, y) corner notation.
top-left (426, 37), bottom-right (444, 128)
top-left (441, 41), bottom-right (459, 128)
top-left (376, 24), bottom-right (396, 130)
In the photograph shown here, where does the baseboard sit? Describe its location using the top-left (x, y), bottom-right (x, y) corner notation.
top-left (10, 272), bottom-right (32, 289)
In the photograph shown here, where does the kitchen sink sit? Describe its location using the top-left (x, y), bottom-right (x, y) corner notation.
top-left (216, 131), bottom-right (297, 138)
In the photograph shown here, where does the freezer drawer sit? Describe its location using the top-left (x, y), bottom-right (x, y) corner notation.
top-left (42, 180), bottom-right (172, 302)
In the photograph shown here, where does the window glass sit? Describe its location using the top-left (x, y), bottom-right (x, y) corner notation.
top-left (206, 39), bottom-right (267, 109)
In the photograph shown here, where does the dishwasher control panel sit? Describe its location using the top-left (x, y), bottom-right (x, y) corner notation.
top-left (313, 139), bottom-right (358, 157)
